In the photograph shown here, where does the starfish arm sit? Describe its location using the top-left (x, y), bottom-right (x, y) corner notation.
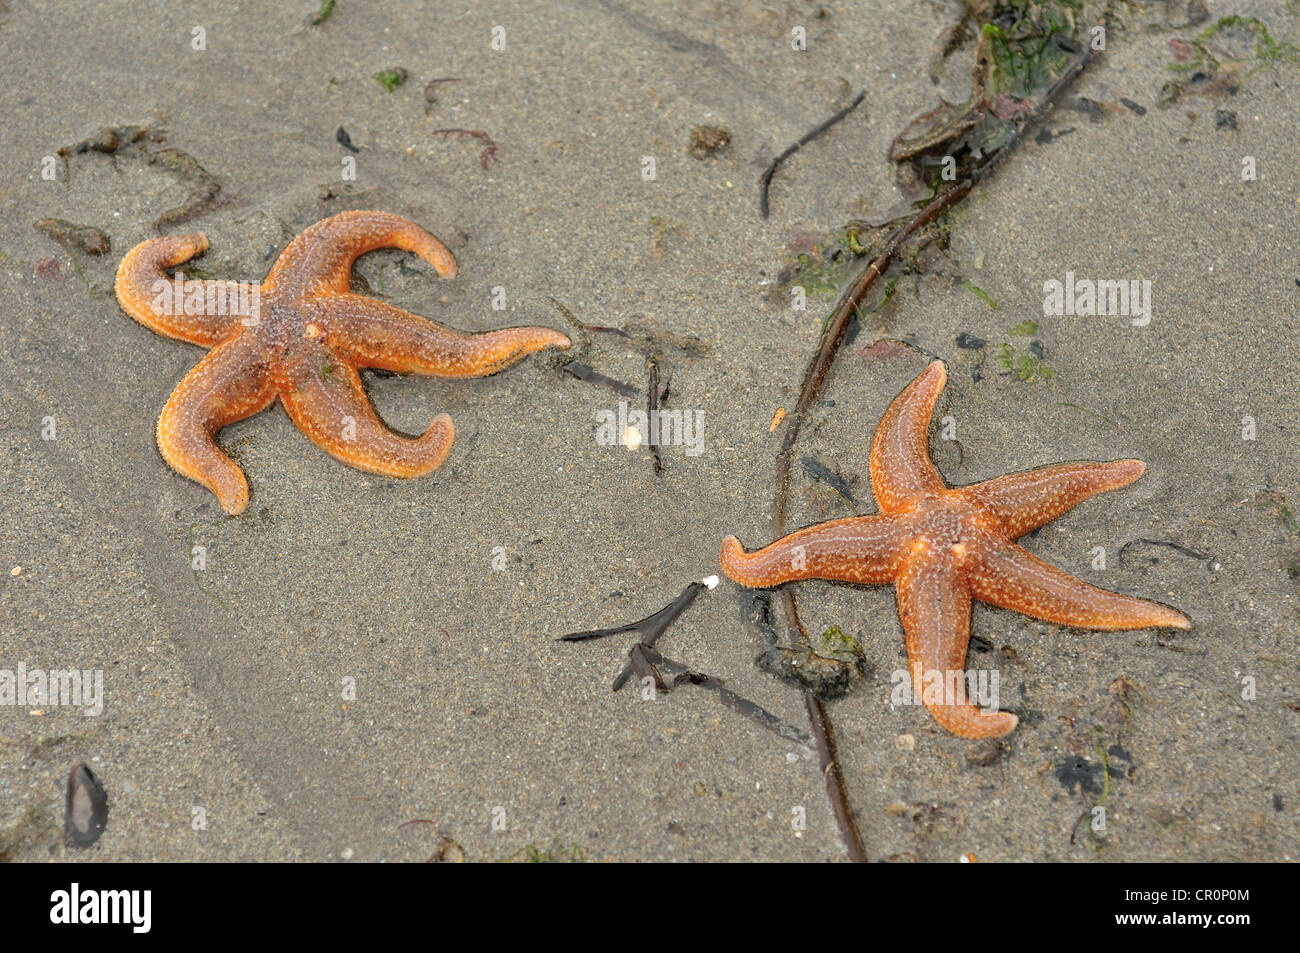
top-left (314, 294), bottom-right (570, 378)
top-left (263, 210), bottom-right (458, 294)
top-left (115, 235), bottom-right (250, 346)
top-left (967, 537), bottom-right (1191, 630)
top-left (720, 516), bottom-right (907, 587)
top-left (896, 557), bottom-right (1019, 738)
top-left (277, 343), bottom-right (455, 478)
top-left (960, 459), bottom-right (1147, 539)
top-left (156, 334), bottom-right (276, 515)
top-left (870, 361), bottom-right (948, 513)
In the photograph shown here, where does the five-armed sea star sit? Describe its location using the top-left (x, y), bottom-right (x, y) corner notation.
top-left (115, 210), bottom-right (570, 514)
top-left (720, 360), bottom-right (1190, 739)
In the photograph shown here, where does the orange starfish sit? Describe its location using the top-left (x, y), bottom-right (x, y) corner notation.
top-left (115, 210), bottom-right (570, 514)
top-left (721, 361), bottom-right (1190, 739)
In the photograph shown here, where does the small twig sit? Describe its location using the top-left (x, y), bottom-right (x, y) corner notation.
top-left (647, 356), bottom-right (663, 475)
top-left (431, 128), bottom-right (498, 169)
top-left (629, 643), bottom-right (667, 693)
top-left (638, 645), bottom-right (813, 749)
top-left (800, 454), bottom-right (857, 506)
top-left (804, 694), bottom-right (865, 858)
top-left (759, 90), bottom-right (867, 220)
top-left (1118, 538), bottom-right (1213, 565)
top-left (563, 582), bottom-right (811, 749)
top-left (423, 77), bottom-right (461, 113)
top-left (559, 582), bottom-right (703, 647)
top-left (560, 361), bottom-right (640, 399)
top-left (395, 821), bottom-right (464, 863)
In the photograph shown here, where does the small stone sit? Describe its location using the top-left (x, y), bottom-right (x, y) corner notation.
top-left (688, 125), bottom-right (731, 159)
top-left (430, 836), bottom-right (466, 862)
top-left (1214, 109), bottom-right (1237, 131)
top-left (895, 733), bottom-right (916, 752)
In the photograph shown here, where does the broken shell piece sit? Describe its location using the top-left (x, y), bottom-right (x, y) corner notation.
top-left (65, 762), bottom-right (109, 848)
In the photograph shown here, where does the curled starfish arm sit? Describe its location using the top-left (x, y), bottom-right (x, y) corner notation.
top-left (897, 558), bottom-right (1019, 739)
top-left (870, 361), bottom-right (948, 512)
top-left (720, 516), bottom-right (906, 587)
top-left (157, 334), bottom-right (276, 515)
top-left (277, 344), bottom-right (454, 478)
top-left (968, 537), bottom-right (1191, 630)
top-left (115, 235), bottom-right (249, 346)
top-left (316, 294), bottom-right (571, 378)
top-left (264, 210), bottom-right (458, 293)
top-left (961, 459), bottom-right (1147, 539)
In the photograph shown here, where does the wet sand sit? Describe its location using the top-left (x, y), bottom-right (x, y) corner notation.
top-left (1, 0), bottom-right (1297, 861)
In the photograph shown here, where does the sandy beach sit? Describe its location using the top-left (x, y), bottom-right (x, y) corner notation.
top-left (1, 0), bottom-right (1297, 862)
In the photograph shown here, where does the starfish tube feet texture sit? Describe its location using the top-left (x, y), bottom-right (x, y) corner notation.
top-left (115, 210), bottom-right (570, 514)
top-left (720, 360), bottom-right (1190, 739)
